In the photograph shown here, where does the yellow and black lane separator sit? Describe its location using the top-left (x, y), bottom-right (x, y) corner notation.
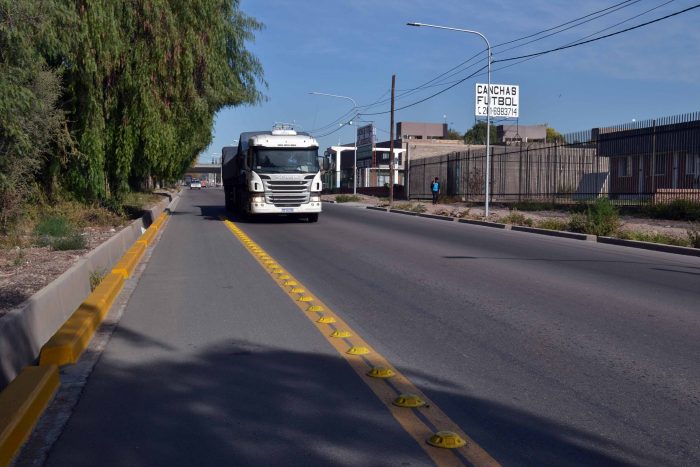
top-left (223, 218), bottom-right (500, 467)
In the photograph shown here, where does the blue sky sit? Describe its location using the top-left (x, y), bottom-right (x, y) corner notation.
top-left (199, 0), bottom-right (700, 162)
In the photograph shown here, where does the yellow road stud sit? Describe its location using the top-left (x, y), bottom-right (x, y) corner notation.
top-left (271, 268), bottom-right (284, 274)
top-left (306, 305), bottom-right (323, 312)
top-left (366, 367), bottom-right (395, 378)
top-left (346, 346), bottom-right (370, 355)
top-left (297, 295), bottom-right (313, 302)
top-left (426, 431), bottom-right (466, 449)
top-left (290, 287), bottom-right (305, 293)
top-left (317, 316), bottom-right (336, 324)
top-left (283, 280), bottom-right (298, 286)
top-left (330, 330), bottom-right (352, 338)
top-left (278, 274), bottom-right (290, 280)
top-left (393, 394), bottom-right (426, 408)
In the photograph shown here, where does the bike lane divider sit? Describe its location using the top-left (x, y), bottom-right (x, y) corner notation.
top-left (222, 218), bottom-right (500, 467)
top-left (0, 211), bottom-right (172, 466)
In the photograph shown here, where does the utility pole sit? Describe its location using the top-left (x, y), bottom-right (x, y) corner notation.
top-left (389, 74), bottom-right (396, 205)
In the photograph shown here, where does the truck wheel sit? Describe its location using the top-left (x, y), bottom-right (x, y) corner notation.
top-left (307, 213), bottom-right (319, 223)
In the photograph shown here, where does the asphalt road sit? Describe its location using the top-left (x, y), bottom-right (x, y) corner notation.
top-left (40, 189), bottom-right (699, 466)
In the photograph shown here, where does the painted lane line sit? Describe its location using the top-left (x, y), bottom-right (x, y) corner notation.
top-left (222, 219), bottom-right (500, 467)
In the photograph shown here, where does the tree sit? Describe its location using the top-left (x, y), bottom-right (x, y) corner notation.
top-left (464, 121), bottom-right (497, 145)
top-left (56, 0), bottom-right (266, 202)
top-left (445, 127), bottom-right (462, 140)
top-left (0, 0), bottom-right (70, 229)
top-left (546, 127), bottom-right (565, 143)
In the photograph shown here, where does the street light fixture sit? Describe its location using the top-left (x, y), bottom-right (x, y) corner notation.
top-left (309, 91), bottom-right (359, 195)
top-left (407, 22), bottom-right (493, 217)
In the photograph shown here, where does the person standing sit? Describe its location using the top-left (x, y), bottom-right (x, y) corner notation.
top-left (431, 177), bottom-right (440, 204)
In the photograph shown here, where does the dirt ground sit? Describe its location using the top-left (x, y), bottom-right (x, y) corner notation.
top-left (0, 191), bottom-right (175, 318)
top-left (321, 193), bottom-right (692, 239)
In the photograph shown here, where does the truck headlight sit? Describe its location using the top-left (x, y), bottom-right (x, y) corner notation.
top-left (252, 195), bottom-right (265, 203)
top-left (310, 195), bottom-right (321, 202)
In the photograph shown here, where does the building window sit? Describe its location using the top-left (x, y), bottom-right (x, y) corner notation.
top-left (654, 154), bottom-right (666, 175)
top-left (619, 156), bottom-right (632, 177)
top-left (686, 154), bottom-right (700, 175)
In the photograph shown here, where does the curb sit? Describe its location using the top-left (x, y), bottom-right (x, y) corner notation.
top-left (598, 236), bottom-right (700, 257)
top-left (418, 213), bottom-right (455, 222)
top-left (511, 225), bottom-right (593, 241)
top-left (0, 366), bottom-right (59, 466)
top-left (457, 218), bottom-right (508, 229)
top-left (38, 211), bottom-right (168, 367)
top-left (365, 205), bottom-right (700, 257)
top-left (0, 201), bottom-right (175, 465)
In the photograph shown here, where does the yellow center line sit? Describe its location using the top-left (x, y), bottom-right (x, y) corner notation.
top-left (223, 218), bottom-right (500, 467)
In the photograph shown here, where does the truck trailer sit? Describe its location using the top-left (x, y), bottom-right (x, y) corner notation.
top-left (222, 125), bottom-right (326, 222)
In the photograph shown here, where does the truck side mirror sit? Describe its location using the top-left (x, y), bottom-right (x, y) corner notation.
top-left (322, 157), bottom-right (330, 171)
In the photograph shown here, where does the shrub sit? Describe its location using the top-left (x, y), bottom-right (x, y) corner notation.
top-left (33, 213), bottom-right (87, 250)
top-left (643, 200), bottom-right (700, 221)
top-left (35, 215), bottom-right (72, 237)
top-left (568, 198), bottom-right (619, 236)
top-left (536, 218), bottom-right (569, 231)
top-left (688, 222), bottom-right (700, 248)
top-left (50, 233), bottom-right (87, 251)
top-left (499, 210), bottom-right (533, 226)
top-left (335, 195), bottom-right (361, 203)
top-left (395, 203), bottom-right (426, 213)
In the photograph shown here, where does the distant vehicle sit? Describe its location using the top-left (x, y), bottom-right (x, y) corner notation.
top-left (190, 179), bottom-right (202, 189)
top-left (222, 124), bottom-right (328, 222)
top-left (201, 179), bottom-right (208, 188)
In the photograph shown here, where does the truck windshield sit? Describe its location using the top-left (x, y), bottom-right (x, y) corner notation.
top-left (253, 148), bottom-right (320, 174)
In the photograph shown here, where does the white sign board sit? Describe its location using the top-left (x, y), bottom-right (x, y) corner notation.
top-left (475, 83), bottom-right (519, 118)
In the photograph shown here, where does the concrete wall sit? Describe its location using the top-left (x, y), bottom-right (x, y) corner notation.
top-left (0, 194), bottom-right (177, 389)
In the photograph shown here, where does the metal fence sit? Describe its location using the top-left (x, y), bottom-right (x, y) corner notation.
top-left (409, 112), bottom-right (700, 205)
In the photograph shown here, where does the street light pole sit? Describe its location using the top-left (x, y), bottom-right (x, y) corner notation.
top-left (407, 22), bottom-right (492, 217)
top-left (309, 92), bottom-right (358, 195)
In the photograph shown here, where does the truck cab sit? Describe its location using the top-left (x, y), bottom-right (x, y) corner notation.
top-left (222, 125), bottom-right (326, 222)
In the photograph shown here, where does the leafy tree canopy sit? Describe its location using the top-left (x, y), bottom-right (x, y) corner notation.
top-left (464, 121), bottom-right (497, 145)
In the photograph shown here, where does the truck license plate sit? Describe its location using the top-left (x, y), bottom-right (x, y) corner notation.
top-left (282, 208), bottom-right (294, 213)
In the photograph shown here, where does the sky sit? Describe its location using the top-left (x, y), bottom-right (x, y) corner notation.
top-left (199, 0), bottom-right (700, 162)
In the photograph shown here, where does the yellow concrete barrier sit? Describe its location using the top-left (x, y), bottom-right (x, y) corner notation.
top-left (39, 273), bottom-right (124, 367)
top-left (0, 365), bottom-right (59, 466)
top-left (111, 242), bottom-right (145, 279)
top-left (39, 307), bottom-right (100, 367)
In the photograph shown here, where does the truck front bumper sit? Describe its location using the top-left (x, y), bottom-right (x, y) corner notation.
top-left (249, 201), bottom-right (322, 215)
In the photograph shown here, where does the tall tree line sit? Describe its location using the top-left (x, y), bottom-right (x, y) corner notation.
top-left (0, 0), bottom-right (264, 228)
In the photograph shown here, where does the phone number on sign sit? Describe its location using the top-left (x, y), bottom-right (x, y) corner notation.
top-left (476, 107), bottom-right (518, 117)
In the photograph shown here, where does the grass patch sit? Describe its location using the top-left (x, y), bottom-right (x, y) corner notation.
top-left (335, 195), bottom-right (361, 203)
top-left (499, 210), bottom-right (533, 226)
top-left (616, 231), bottom-right (690, 247)
top-left (536, 218), bottom-right (569, 231)
top-left (512, 200), bottom-right (558, 211)
top-left (90, 269), bottom-right (107, 291)
top-left (35, 215), bottom-right (72, 237)
top-left (394, 203), bottom-right (427, 213)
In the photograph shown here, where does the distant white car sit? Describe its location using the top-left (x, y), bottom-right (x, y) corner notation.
top-left (190, 180), bottom-right (202, 189)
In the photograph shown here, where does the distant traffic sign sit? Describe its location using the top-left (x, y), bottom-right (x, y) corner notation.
top-left (475, 83), bottom-right (519, 118)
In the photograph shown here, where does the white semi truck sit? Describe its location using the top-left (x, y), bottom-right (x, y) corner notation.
top-left (222, 125), bottom-right (327, 222)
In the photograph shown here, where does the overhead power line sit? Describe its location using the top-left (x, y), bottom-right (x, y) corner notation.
top-left (494, 3), bottom-right (700, 63)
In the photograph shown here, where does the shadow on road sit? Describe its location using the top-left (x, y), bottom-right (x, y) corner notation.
top-left (42, 338), bottom-right (654, 467)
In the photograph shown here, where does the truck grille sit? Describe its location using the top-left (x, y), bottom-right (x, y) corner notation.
top-left (264, 180), bottom-right (310, 207)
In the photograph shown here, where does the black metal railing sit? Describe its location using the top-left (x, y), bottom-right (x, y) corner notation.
top-left (409, 112), bottom-right (700, 206)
